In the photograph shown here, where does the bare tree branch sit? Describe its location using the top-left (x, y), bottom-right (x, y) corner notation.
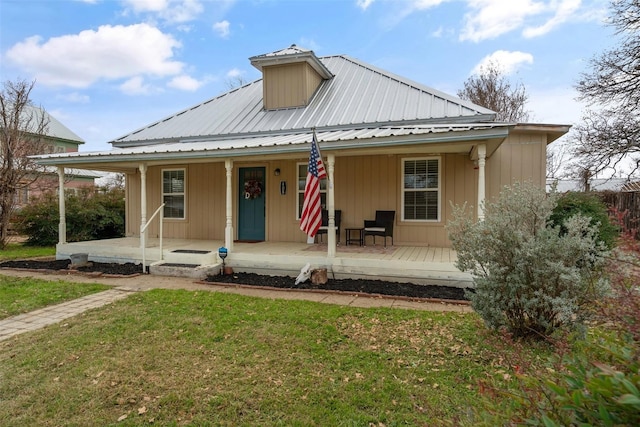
top-left (457, 61), bottom-right (531, 123)
top-left (0, 79), bottom-right (51, 248)
top-left (572, 0), bottom-right (640, 179)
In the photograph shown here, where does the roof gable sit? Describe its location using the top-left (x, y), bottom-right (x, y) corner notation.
top-left (113, 52), bottom-right (496, 147)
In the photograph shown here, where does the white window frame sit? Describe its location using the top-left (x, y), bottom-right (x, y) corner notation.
top-left (401, 157), bottom-right (441, 222)
top-left (162, 168), bottom-right (186, 220)
top-left (296, 162), bottom-right (327, 219)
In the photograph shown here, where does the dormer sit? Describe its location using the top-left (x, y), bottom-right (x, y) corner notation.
top-left (250, 44), bottom-right (334, 110)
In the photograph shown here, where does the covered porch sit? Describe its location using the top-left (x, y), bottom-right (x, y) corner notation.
top-left (56, 238), bottom-right (472, 288)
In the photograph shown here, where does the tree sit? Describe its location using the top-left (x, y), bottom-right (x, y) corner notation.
top-left (457, 62), bottom-right (531, 122)
top-left (573, 0), bottom-right (640, 178)
top-left (0, 79), bottom-right (50, 249)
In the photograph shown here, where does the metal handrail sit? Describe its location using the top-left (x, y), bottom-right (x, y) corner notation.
top-left (141, 203), bottom-right (165, 273)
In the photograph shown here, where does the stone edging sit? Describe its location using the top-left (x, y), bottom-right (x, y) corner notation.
top-left (201, 280), bottom-right (472, 306)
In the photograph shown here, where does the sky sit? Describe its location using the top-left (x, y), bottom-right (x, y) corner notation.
top-left (0, 0), bottom-right (616, 154)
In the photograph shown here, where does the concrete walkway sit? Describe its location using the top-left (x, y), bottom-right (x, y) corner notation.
top-left (0, 269), bottom-right (472, 341)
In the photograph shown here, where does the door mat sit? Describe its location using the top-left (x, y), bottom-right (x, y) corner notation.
top-left (171, 249), bottom-right (211, 254)
top-left (159, 263), bottom-right (200, 268)
top-left (304, 244), bottom-right (397, 255)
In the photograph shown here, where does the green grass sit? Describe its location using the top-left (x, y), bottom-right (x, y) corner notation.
top-left (0, 288), bottom-right (555, 426)
top-left (0, 275), bottom-right (111, 319)
top-left (0, 243), bottom-right (56, 261)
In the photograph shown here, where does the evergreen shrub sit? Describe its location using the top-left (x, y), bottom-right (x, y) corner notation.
top-left (14, 187), bottom-right (125, 246)
top-left (447, 182), bottom-right (609, 339)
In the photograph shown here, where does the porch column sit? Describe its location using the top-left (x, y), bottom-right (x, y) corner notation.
top-left (139, 163), bottom-right (147, 249)
top-left (477, 144), bottom-right (486, 221)
top-left (57, 167), bottom-right (66, 244)
top-left (327, 154), bottom-right (336, 258)
top-left (225, 159), bottom-right (234, 252)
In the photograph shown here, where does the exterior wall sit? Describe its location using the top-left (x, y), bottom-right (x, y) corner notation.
top-left (123, 131), bottom-right (548, 247)
top-left (263, 63), bottom-right (322, 109)
top-left (126, 163), bottom-right (227, 239)
top-left (485, 132), bottom-right (547, 202)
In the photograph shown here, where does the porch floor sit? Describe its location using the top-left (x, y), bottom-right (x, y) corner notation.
top-left (56, 238), bottom-right (472, 288)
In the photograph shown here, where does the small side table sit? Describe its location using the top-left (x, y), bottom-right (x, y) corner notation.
top-left (345, 227), bottom-right (364, 246)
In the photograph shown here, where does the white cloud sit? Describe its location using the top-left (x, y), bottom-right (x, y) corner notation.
top-left (167, 74), bottom-right (203, 91)
top-left (57, 92), bottom-right (90, 104)
top-left (472, 50), bottom-right (534, 75)
top-left (523, 0), bottom-right (581, 38)
top-left (412, 0), bottom-right (448, 10)
top-left (213, 20), bottom-right (230, 38)
top-left (122, 0), bottom-right (204, 24)
top-left (119, 76), bottom-right (155, 95)
top-left (460, 0), bottom-right (546, 42)
top-left (5, 24), bottom-right (184, 88)
top-left (356, 0), bottom-right (375, 10)
top-left (226, 68), bottom-right (243, 79)
top-left (122, 0), bottom-right (168, 13)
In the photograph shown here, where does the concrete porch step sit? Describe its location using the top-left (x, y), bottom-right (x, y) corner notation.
top-left (149, 261), bottom-right (221, 280)
top-left (162, 249), bottom-right (217, 265)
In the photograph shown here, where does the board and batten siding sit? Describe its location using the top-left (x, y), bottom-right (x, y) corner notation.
top-left (123, 131), bottom-right (548, 247)
top-left (485, 132), bottom-right (547, 203)
top-left (126, 163), bottom-right (227, 239)
top-left (262, 62), bottom-right (323, 110)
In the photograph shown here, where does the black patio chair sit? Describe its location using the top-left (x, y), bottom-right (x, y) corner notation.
top-left (363, 210), bottom-right (395, 247)
top-left (316, 209), bottom-right (342, 244)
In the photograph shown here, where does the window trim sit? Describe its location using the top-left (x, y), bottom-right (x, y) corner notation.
top-left (401, 157), bottom-right (441, 222)
top-left (162, 168), bottom-right (186, 220)
top-left (296, 161), bottom-right (327, 220)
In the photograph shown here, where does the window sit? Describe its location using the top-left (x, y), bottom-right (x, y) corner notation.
top-left (162, 169), bottom-right (185, 219)
top-left (297, 162), bottom-right (327, 218)
top-left (402, 158), bottom-right (440, 221)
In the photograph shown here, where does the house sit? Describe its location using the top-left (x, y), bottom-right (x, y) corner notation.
top-left (12, 105), bottom-right (98, 208)
top-left (35, 45), bottom-right (569, 284)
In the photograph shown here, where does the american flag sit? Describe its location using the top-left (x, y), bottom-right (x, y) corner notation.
top-left (300, 131), bottom-right (327, 238)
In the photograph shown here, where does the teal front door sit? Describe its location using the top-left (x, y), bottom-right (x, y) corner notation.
top-left (238, 167), bottom-right (266, 241)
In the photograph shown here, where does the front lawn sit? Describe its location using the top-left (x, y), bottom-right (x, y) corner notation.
top-left (0, 275), bottom-right (111, 319)
top-left (0, 288), bottom-right (555, 426)
top-left (0, 243), bottom-right (55, 261)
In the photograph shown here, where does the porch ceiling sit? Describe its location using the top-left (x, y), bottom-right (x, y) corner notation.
top-left (34, 124), bottom-right (512, 173)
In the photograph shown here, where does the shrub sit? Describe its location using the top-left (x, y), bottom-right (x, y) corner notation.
top-left (550, 191), bottom-right (618, 249)
top-left (14, 187), bottom-right (125, 246)
top-left (447, 182), bottom-right (609, 339)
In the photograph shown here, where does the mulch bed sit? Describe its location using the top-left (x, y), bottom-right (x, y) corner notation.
top-left (207, 272), bottom-right (471, 302)
top-left (0, 260), bottom-right (472, 302)
top-left (0, 259), bottom-right (144, 276)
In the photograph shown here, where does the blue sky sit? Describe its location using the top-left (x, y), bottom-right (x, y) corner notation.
top-left (0, 0), bottom-right (614, 153)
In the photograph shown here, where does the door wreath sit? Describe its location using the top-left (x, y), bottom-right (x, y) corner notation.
top-left (244, 179), bottom-right (262, 199)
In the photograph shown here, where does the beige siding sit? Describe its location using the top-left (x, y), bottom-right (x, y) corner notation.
top-left (126, 163), bottom-right (227, 239)
top-left (263, 63), bottom-right (322, 109)
top-left (123, 131), bottom-right (548, 248)
top-left (486, 132), bottom-right (547, 202)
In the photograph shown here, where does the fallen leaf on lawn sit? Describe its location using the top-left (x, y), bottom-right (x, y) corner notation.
top-left (138, 406), bottom-right (147, 415)
top-left (117, 414), bottom-right (127, 422)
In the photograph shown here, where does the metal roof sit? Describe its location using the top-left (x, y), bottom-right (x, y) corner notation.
top-left (36, 124), bottom-right (512, 171)
top-left (26, 104), bottom-right (85, 144)
top-left (113, 54), bottom-right (496, 147)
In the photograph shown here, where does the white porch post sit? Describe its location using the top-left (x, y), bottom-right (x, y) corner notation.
top-left (327, 154), bottom-right (336, 258)
top-left (225, 159), bottom-right (234, 251)
top-left (57, 166), bottom-right (66, 244)
top-left (477, 144), bottom-right (487, 221)
top-left (139, 163), bottom-right (148, 249)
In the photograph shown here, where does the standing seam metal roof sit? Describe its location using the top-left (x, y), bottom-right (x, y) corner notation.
top-left (113, 54), bottom-right (496, 146)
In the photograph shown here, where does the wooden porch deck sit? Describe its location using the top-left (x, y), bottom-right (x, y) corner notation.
top-left (56, 238), bottom-right (471, 288)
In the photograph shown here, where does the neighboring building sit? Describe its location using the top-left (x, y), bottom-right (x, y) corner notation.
top-left (12, 105), bottom-right (98, 208)
top-left (35, 45), bottom-right (569, 279)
